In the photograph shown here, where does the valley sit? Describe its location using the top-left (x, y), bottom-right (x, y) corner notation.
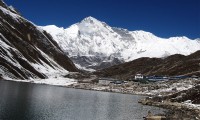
top-left (0, 0), bottom-right (200, 119)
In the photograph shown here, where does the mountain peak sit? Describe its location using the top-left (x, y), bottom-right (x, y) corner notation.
top-left (83, 16), bottom-right (98, 21)
top-left (75, 16), bottom-right (112, 35)
top-left (81, 16), bottom-right (101, 24)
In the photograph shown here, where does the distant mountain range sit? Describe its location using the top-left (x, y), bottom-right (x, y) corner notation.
top-left (95, 50), bottom-right (200, 80)
top-left (42, 16), bottom-right (200, 70)
top-left (0, 0), bottom-right (78, 80)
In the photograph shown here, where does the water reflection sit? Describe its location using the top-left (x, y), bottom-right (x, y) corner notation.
top-left (0, 80), bottom-right (165, 120)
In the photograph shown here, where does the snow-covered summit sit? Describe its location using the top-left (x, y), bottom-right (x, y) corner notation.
top-left (81, 16), bottom-right (100, 23)
top-left (42, 16), bottom-right (200, 70)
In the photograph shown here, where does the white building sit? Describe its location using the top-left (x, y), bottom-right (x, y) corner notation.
top-left (135, 74), bottom-right (144, 80)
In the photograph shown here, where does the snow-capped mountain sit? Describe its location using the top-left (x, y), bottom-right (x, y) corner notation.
top-left (42, 16), bottom-right (200, 70)
top-left (0, 0), bottom-right (78, 80)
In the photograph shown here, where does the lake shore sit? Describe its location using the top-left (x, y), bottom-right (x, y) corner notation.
top-left (139, 97), bottom-right (200, 119)
top-left (68, 79), bottom-right (200, 120)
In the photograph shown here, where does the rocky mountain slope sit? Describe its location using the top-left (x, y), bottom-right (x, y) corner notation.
top-left (42, 16), bottom-right (200, 70)
top-left (96, 50), bottom-right (200, 80)
top-left (0, 0), bottom-right (78, 80)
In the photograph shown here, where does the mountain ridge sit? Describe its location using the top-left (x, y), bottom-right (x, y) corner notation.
top-left (42, 16), bottom-right (200, 70)
top-left (0, 0), bottom-right (78, 80)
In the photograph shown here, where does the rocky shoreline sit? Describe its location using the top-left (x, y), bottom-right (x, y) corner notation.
top-left (68, 79), bottom-right (200, 120)
top-left (139, 97), bottom-right (200, 120)
top-left (68, 82), bottom-right (148, 95)
top-left (139, 84), bottom-right (200, 119)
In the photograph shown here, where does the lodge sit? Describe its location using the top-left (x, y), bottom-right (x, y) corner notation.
top-left (133, 74), bottom-right (199, 82)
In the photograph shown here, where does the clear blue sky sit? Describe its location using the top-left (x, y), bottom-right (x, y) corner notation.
top-left (5, 0), bottom-right (200, 39)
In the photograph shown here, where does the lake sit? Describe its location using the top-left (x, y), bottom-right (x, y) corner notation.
top-left (0, 80), bottom-right (166, 120)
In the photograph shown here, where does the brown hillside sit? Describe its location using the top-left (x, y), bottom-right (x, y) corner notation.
top-left (96, 50), bottom-right (200, 80)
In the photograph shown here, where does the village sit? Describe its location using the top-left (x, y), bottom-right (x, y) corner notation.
top-left (96, 74), bottom-right (200, 86)
top-left (67, 72), bottom-right (200, 96)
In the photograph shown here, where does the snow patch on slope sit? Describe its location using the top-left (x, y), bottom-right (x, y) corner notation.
top-left (4, 78), bottom-right (77, 86)
top-left (31, 47), bottom-right (69, 78)
top-left (0, 31), bottom-right (68, 80)
top-left (0, 6), bottom-right (22, 22)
